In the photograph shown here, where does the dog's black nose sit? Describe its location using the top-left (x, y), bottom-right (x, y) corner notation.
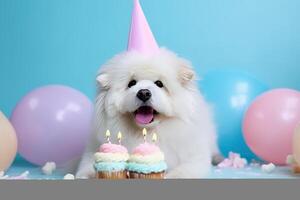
top-left (137, 89), bottom-right (152, 102)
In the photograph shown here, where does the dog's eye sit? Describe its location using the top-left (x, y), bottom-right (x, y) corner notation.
top-left (155, 80), bottom-right (164, 88)
top-left (128, 80), bottom-right (137, 88)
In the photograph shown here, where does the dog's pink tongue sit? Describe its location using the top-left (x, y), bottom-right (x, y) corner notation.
top-left (135, 107), bottom-right (154, 124)
top-left (135, 113), bottom-right (153, 124)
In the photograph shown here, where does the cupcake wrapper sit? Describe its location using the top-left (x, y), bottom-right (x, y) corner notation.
top-left (97, 171), bottom-right (128, 179)
top-left (293, 165), bottom-right (300, 174)
top-left (129, 171), bottom-right (165, 179)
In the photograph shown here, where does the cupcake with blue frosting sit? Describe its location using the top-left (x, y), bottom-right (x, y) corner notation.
top-left (127, 133), bottom-right (167, 179)
top-left (94, 131), bottom-right (129, 179)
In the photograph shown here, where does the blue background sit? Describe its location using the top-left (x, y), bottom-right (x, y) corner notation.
top-left (1, 0), bottom-right (300, 116)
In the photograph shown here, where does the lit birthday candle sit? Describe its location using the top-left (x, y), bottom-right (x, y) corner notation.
top-left (152, 133), bottom-right (158, 143)
top-left (142, 128), bottom-right (147, 143)
top-left (117, 131), bottom-right (122, 145)
top-left (105, 130), bottom-right (111, 143)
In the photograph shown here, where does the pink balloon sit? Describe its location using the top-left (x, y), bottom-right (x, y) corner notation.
top-left (243, 89), bottom-right (300, 165)
top-left (11, 85), bottom-right (93, 166)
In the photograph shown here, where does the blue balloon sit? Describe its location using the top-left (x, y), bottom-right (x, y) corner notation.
top-left (200, 70), bottom-right (269, 160)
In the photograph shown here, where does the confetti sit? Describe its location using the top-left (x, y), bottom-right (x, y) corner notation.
top-left (286, 155), bottom-right (296, 165)
top-left (261, 163), bottom-right (276, 173)
top-left (42, 162), bottom-right (56, 175)
top-left (217, 152), bottom-right (247, 169)
top-left (63, 174), bottom-right (75, 180)
top-left (0, 171), bottom-right (30, 180)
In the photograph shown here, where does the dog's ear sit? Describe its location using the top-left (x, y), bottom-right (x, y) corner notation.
top-left (178, 65), bottom-right (195, 85)
top-left (96, 73), bottom-right (110, 90)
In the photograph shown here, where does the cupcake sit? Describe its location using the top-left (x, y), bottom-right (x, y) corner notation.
top-left (94, 131), bottom-right (129, 179)
top-left (286, 155), bottom-right (300, 174)
top-left (127, 132), bottom-right (167, 179)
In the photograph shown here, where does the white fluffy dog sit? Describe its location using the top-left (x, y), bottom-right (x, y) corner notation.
top-left (76, 48), bottom-right (218, 178)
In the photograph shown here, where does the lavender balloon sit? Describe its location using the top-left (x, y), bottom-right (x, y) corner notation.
top-left (11, 85), bottom-right (93, 166)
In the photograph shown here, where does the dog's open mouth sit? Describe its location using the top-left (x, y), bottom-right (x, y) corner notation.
top-left (134, 106), bottom-right (158, 125)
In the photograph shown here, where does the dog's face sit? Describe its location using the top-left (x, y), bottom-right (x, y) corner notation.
top-left (97, 48), bottom-right (196, 129)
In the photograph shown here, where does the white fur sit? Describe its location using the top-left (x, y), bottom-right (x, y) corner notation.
top-left (76, 48), bottom-right (218, 179)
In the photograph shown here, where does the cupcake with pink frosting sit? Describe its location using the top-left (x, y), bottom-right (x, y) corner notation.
top-left (94, 131), bottom-right (129, 179)
top-left (127, 132), bottom-right (167, 179)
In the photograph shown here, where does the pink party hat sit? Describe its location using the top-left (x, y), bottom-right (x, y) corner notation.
top-left (127, 0), bottom-right (159, 55)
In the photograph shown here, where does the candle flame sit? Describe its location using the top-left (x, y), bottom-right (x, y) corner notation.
top-left (152, 133), bottom-right (157, 142)
top-left (142, 128), bottom-right (147, 136)
top-left (105, 130), bottom-right (111, 137)
top-left (117, 132), bottom-right (122, 140)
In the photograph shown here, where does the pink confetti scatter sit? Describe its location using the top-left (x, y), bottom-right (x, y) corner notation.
top-left (218, 152), bottom-right (248, 169)
top-left (0, 171), bottom-right (29, 180)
